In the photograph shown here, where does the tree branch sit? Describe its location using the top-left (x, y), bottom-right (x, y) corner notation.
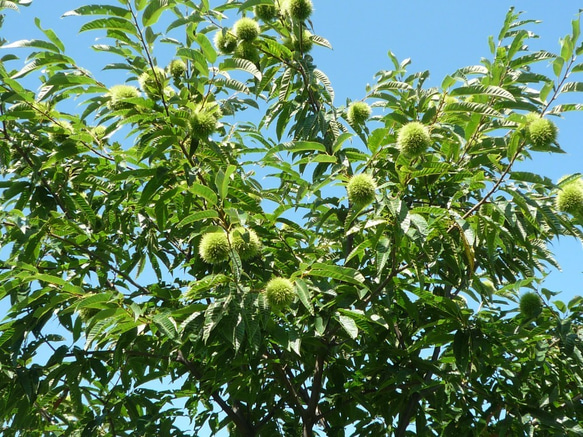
top-left (175, 350), bottom-right (256, 437)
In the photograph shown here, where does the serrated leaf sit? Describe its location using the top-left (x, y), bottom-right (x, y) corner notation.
top-left (190, 183), bottom-right (218, 206)
top-left (295, 279), bottom-right (313, 315)
top-left (314, 69), bottom-right (334, 102)
top-left (309, 263), bottom-right (367, 289)
top-left (153, 312), bottom-right (178, 340)
top-left (74, 293), bottom-right (112, 309)
top-left (373, 81), bottom-right (412, 92)
top-left (142, 0), bottom-right (170, 27)
top-left (62, 4), bottom-right (131, 18)
top-left (79, 17), bottom-right (137, 35)
top-left (215, 77), bottom-right (250, 94)
top-left (260, 38), bottom-right (293, 60)
top-left (269, 140), bottom-right (327, 155)
top-left (279, 68), bottom-right (292, 102)
top-left (337, 314), bottom-right (358, 339)
top-left (510, 171), bottom-right (553, 186)
top-left (2, 39), bottom-right (60, 53)
top-left (23, 273), bottom-right (84, 295)
top-left (509, 50), bottom-right (556, 68)
top-left (0, 1), bottom-right (19, 11)
top-left (177, 210), bottom-right (219, 228)
top-left (195, 33), bottom-right (216, 64)
top-left (561, 82), bottom-right (583, 93)
top-left (450, 85), bottom-right (515, 101)
top-left (310, 34), bottom-right (332, 49)
top-left (444, 101), bottom-right (502, 117)
top-left (220, 58), bottom-right (262, 81)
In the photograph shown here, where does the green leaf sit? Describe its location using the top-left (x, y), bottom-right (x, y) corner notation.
top-left (33, 17), bottom-right (65, 52)
top-left (190, 183), bottom-right (218, 206)
top-left (444, 101), bottom-right (502, 117)
top-left (142, 0), bottom-right (170, 27)
top-left (74, 293), bottom-right (113, 309)
top-left (0, 1), bottom-right (20, 11)
top-left (22, 273), bottom-right (84, 295)
top-left (2, 39), bottom-right (61, 53)
top-left (450, 84), bottom-right (515, 101)
top-left (309, 263), bottom-right (367, 289)
top-left (553, 57), bottom-right (565, 77)
top-left (177, 210), bottom-right (219, 228)
top-left (62, 4), bottom-right (131, 18)
top-left (314, 69), bottom-right (334, 102)
top-left (195, 33), bottom-right (216, 64)
top-left (561, 82), bottom-right (583, 93)
top-left (220, 57), bottom-right (262, 81)
top-left (295, 279), bottom-right (313, 315)
top-left (269, 140), bottom-right (327, 155)
top-left (372, 80), bottom-right (412, 92)
top-left (310, 34), bottom-right (332, 49)
top-left (259, 38), bottom-right (293, 60)
top-left (216, 164), bottom-right (236, 200)
top-left (336, 313), bottom-right (358, 339)
top-left (79, 17), bottom-right (137, 35)
top-left (176, 47), bottom-right (209, 76)
top-left (509, 50), bottom-right (555, 68)
top-left (153, 311), bottom-right (178, 340)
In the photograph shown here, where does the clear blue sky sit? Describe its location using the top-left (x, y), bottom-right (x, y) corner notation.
top-left (2, 1), bottom-right (583, 434)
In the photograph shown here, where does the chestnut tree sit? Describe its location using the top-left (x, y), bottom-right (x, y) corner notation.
top-left (1, 1), bottom-right (583, 435)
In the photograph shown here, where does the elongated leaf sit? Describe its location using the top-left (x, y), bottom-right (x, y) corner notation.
top-left (195, 33), bottom-right (216, 64)
top-left (62, 4), bottom-right (131, 18)
top-left (509, 50), bottom-right (556, 68)
top-left (0, 1), bottom-right (19, 11)
top-left (373, 81), bottom-right (412, 92)
top-left (314, 69), bottom-right (334, 102)
top-left (337, 313), bottom-right (358, 339)
top-left (444, 101), bottom-right (502, 117)
top-left (191, 182), bottom-right (218, 206)
top-left (279, 68), bottom-right (292, 102)
top-left (269, 140), bottom-right (327, 155)
top-left (142, 0), bottom-right (170, 27)
top-left (561, 82), bottom-right (583, 93)
top-left (450, 84), bottom-right (515, 101)
top-left (79, 17), bottom-right (137, 35)
top-left (153, 312), bottom-right (178, 340)
top-left (220, 57), bottom-right (262, 80)
top-left (259, 38), bottom-right (293, 60)
top-left (311, 34), bottom-right (332, 49)
top-left (2, 39), bottom-right (61, 53)
top-left (177, 210), bottom-right (219, 228)
top-left (20, 273), bottom-right (84, 295)
top-left (11, 52), bottom-right (75, 79)
top-left (176, 47), bottom-right (209, 76)
top-left (295, 279), bottom-right (313, 315)
top-left (214, 78), bottom-right (250, 94)
top-left (74, 293), bottom-right (113, 309)
top-left (309, 263), bottom-right (366, 288)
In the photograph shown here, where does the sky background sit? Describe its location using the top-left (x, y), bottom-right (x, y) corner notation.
top-left (2, 0), bottom-right (583, 434)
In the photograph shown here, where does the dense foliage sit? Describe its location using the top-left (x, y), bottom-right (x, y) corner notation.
top-left (1, 1), bottom-right (583, 435)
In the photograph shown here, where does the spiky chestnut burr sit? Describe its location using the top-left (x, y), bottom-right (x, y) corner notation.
top-left (264, 277), bottom-right (295, 309)
top-left (347, 174), bottom-right (376, 207)
top-left (397, 121), bottom-right (431, 158)
top-left (229, 227), bottom-right (261, 260)
top-left (107, 85), bottom-right (139, 110)
top-left (347, 101), bottom-right (371, 125)
top-left (519, 292), bottom-right (542, 319)
top-left (199, 232), bottom-right (230, 264)
top-left (234, 17), bottom-right (260, 42)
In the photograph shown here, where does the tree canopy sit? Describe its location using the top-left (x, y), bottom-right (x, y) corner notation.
top-left (1, 1), bottom-right (583, 435)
